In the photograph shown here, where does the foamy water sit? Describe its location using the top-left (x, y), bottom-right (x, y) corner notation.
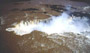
top-left (6, 12), bottom-right (90, 37)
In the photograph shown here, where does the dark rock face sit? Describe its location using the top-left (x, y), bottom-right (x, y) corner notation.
top-left (70, 0), bottom-right (90, 4)
top-left (11, 8), bottom-right (39, 11)
top-left (49, 5), bottom-right (66, 12)
top-left (21, 8), bottom-right (39, 11)
top-left (44, 4), bottom-right (66, 12)
top-left (71, 12), bottom-right (90, 17)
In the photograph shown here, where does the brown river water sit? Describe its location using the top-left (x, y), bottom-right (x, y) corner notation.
top-left (0, 0), bottom-right (90, 53)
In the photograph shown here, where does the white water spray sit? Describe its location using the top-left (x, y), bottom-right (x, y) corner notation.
top-left (6, 11), bottom-right (90, 36)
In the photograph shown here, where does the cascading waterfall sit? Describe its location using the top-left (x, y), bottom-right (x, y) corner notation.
top-left (6, 12), bottom-right (90, 38)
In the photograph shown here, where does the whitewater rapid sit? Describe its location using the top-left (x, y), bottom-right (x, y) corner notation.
top-left (6, 12), bottom-right (90, 37)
